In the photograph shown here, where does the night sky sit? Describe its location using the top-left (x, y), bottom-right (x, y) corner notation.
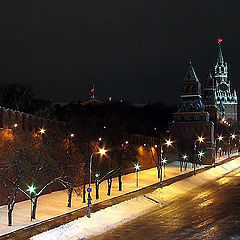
top-left (0, 0), bottom-right (240, 105)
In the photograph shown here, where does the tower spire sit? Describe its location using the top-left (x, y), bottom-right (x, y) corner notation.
top-left (184, 60), bottom-right (199, 82)
top-left (217, 38), bottom-right (224, 65)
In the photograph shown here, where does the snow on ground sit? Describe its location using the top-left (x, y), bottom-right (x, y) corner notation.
top-left (31, 157), bottom-right (240, 240)
top-left (0, 159), bottom-right (204, 236)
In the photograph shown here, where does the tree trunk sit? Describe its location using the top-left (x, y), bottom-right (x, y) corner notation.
top-left (107, 177), bottom-right (112, 196)
top-left (180, 161), bottom-right (183, 172)
top-left (83, 184), bottom-right (86, 203)
top-left (67, 187), bottom-right (73, 207)
top-left (8, 208), bottom-right (13, 226)
top-left (32, 196), bottom-right (39, 220)
top-left (118, 172), bottom-right (122, 191)
top-left (184, 162), bottom-right (187, 170)
top-left (157, 166), bottom-right (160, 178)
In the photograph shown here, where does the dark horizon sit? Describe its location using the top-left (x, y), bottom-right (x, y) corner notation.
top-left (0, 1), bottom-right (240, 106)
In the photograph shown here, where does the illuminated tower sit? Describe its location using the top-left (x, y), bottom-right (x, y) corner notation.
top-left (169, 61), bottom-right (215, 165)
top-left (215, 39), bottom-right (237, 122)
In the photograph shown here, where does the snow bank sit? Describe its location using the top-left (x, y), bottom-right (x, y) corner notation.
top-left (31, 197), bottom-right (156, 240)
top-left (31, 158), bottom-right (240, 240)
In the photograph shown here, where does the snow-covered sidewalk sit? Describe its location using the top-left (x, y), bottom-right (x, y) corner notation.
top-left (31, 157), bottom-right (240, 240)
top-left (0, 159), bottom-right (207, 236)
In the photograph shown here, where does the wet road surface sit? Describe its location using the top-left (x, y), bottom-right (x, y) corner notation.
top-left (89, 169), bottom-right (240, 240)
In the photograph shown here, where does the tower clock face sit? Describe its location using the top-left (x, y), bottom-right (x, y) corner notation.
top-left (219, 83), bottom-right (228, 92)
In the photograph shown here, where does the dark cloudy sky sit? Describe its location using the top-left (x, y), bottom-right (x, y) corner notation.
top-left (0, 0), bottom-right (240, 105)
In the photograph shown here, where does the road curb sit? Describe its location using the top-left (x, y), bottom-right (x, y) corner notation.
top-left (0, 156), bottom-right (238, 240)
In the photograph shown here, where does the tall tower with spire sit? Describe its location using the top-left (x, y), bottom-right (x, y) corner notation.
top-left (215, 39), bottom-right (237, 122)
top-left (178, 61), bottom-right (204, 112)
top-left (169, 61), bottom-right (215, 165)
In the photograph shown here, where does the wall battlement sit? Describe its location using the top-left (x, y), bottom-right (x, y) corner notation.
top-left (0, 106), bottom-right (65, 131)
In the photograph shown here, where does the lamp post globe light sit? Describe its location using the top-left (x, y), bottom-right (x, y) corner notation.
top-left (134, 163), bottom-right (141, 187)
top-left (182, 154), bottom-right (188, 170)
top-left (87, 148), bottom-right (107, 218)
top-left (162, 158), bottom-right (167, 177)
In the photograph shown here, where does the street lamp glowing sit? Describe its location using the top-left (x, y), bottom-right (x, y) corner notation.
top-left (154, 145), bottom-right (158, 148)
top-left (218, 135), bottom-right (223, 141)
top-left (98, 148), bottom-right (107, 156)
top-left (27, 185), bottom-right (36, 194)
top-left (95, 173), bottom-right (100, 178)
top-left (125, 141), bottom-right (129, 144)
top-left (198, 151), bottom-right (204, 158)
top-left (143, 143), bottom-right (146, 147)
top-left (39, 128), bottom-right (46, 135)
top-left (183, 154), bottom-right (188, 160)
top-left (231, 134), bottom-right (236, 139)
top-left (165, 139), bottom-right (173, 147)
top-left (134, 163), bottom-right (141, 171)
top-left (198, 136), bottom-right (204, 143)
top-left (14, 123), bottom-right (18, 128)
top-left (70, 133), bottom-right (74, 138)
top-left (98, 137), bottom-right (102, 141)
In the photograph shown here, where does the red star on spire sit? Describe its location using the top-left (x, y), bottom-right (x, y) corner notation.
top-left (217, 38), bottom-right (223, 44)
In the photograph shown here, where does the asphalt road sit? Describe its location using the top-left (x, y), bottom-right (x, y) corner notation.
top-left (89, 168), bottom-right (240, 240)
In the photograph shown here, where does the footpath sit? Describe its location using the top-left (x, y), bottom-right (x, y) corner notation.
top-left (0, 154), bottom-right (238, 239)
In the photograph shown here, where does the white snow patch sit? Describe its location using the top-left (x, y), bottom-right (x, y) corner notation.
top-left (31, 158), bottom-right (240, 240)
top-left (31, 197), bottom-right (156, 240)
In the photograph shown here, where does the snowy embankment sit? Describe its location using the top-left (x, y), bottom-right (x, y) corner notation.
top-left (31, 158), bottom-right (240, 240)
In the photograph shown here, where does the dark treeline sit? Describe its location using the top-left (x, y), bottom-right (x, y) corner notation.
top-left (57, 101), bottom-right (177, 136)
top-left (0, 82), bottom-right (177, 136)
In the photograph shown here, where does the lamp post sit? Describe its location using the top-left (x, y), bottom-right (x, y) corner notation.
top-left (216, 135), bottom-right (223, 164)
top-left (134, 163), bottom-right (141, 187)
top-left (27, 185), bottom-right (36, 221)
top-left (193, 136), bottom-right (204, 175)
top-left (183, 154), bottom-right (188, 170)
top-left (198, 151), bottom-right (204, 165)
top-left (159, 139), bottom-right (172, 185)
top-left (87, 148), bottom-right (107, 218)
top-left (162, 158), bottom-right (167, 177)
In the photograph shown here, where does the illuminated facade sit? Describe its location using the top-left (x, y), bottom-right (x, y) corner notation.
top-left (214, 42), bottom-right (238, 123)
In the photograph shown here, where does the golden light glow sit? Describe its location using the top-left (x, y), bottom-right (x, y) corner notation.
top-left (165, 139), bottom-right (173, 147)
top-left (98, 148), bottom-right (107, 156)
top-left (39, 128), bottom-right (46, 135)
top-left (99, 137), bottom-right (102, 141)
top-left (198, 136), bottom-right (204, 143)
top-left (14, 123), bottom-right (18, 128)
top-left (198, 199), bottom-right (213, 208)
